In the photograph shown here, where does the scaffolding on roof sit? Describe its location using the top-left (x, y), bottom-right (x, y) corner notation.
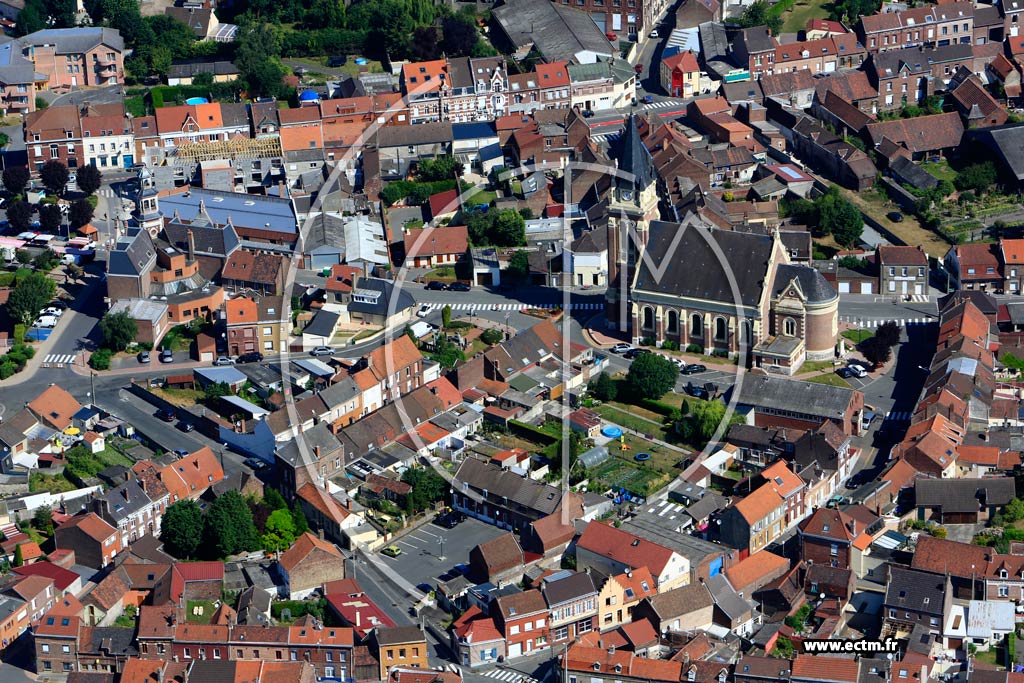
top-left (171, 134), bottom-right (283, 163)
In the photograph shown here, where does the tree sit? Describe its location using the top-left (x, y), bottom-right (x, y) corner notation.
top-left (33, 249), bottom-right (58, 271)
top-left (33, 506), bottom-right (53, 535)
top-left (737, 0), bottom-right (781, 35)
top-left (14, 249), bottom-right (31, 265)
top-left (14, 0), bottom-right (45, 36)
top-left (39, 204), bottom-right (62, 233)
top-left (291, 501), bottom-right (309, 535)
top-left (442, 14), bottom-right (479, 56)
top-left (860, 335), bottom-right (892, 367)
top-left (160, 500), bottom-right (204, 558)
top-left (625, 353), bottom-right (677, 400)
top-left (417, 156), bottom-right (463, 182)
top-left (69, 199), bottom-right (95, 229)
top-left (401, 466), bottom-right (447, 513)
top-left (816, 187), bottom-right (863, 246)
top-left (955, 161), bottom-right (997, 194)
top-left (99, 311), bottom-right (138, 351)
top-left (262, 508), bottom-right (297, 552)
top-left (75, 165), bottom-right (102, 196)
top-left (481, 328), bottom-right (503, 345)
top-left (12, 544), bottom-right (23, 568)
top-left (39, 160), bottom-right (69, 196)
top-left (431, 337), bottom-right (464, 368)
top-left (676, 400), bottom-right (737, 444)
top-left (874, 321), bottom-right (902, 349)
top-left (441, 304), bottom-right (452, 329)
top-left (6, 201), bottom-right (32, 232)
top-left (2, 166), bottom-right (30, 196)
top-left (589, 372), bottom-right (617, 402)
top-left (492, 209), bottom-right (526, 247)
top-left (309, 0), bottom-right (346, 28)
top-left (203, 381), bottom-right (232, 402)
top-left (410, 26), bottom-right (440, 60)
top-left (8, 273), bottom-right (56, 325)
top-left (264, 488), bottom-right (288, 511)
top-left (504, 250), bottom-right (530, 282)
top-left (1005, 498), bottom-right (1024, 523)
top-left (202, 491), bottom-right (259, 558)
top-left (235, 22), bottom-right (288, 99)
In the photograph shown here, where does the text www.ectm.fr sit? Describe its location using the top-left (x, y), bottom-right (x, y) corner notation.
top-left (801, 639), bottom-right (900, 654)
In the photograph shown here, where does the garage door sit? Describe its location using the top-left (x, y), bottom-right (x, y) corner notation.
top-left (838, 282), bottom-right (850, 294)
top-left (508, 643), bottom-right (522, 658)
top-left (860, 282), bottom-right (874, 294)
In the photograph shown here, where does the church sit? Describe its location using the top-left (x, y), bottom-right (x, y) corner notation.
top-left (602, 116), bottom-right (839, 375)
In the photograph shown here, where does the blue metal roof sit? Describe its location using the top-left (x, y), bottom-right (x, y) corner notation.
top-left (160, 188), bottom-right (297, 235)
top-left (479, 142), bottom-right (503, 161)
top-left (452, 122), bottom-right (497, 141)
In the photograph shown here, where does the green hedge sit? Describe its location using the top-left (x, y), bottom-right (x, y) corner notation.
top-left (12, 324), bottom-right (25, 344)
top-left (508, 420), bottom-right (559, 445)
top-left (639, 398), bottom-right (678, 417)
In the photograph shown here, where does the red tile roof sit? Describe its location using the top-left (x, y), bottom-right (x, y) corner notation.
top-left (733, 484), bottom-right (785, 524)
top-left (13, 561), bottom-right (79, 592)
top-left (404, 225), bottom-right (469, 259)
top-left (577, 522), bottom-right (676, 577)
top-left (792, 654), bottom-right (859, 682)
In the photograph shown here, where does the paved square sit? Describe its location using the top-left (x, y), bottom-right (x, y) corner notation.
top-left (378, 517), bottom-right (509, 587)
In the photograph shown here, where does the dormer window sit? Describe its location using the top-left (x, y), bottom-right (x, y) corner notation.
top-left (1001, 569), bottom-right (1008, 578)
top-left (688, 670), bottom-right (697, 682)
top-left (593, 663), bottom-right (601, 671)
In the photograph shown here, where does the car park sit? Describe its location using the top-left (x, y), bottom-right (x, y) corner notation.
top-left (310, 346), bottom-right (335, 356)
top-left (382, 545), bottom-right (403, 558)
top-left (237, 352), bottom-right (264, 363)
top-left (680, 363), bottom-right (707, 375)
top-left (138, 351), bottom-right (151, 363)
top-left (609, 343), bottom-right (634, 354)
top-left (214, 356), bottom-right (235, 366)
top-left (156, 408), bottom-right (176, 422)
top-left (425, 281), bottom-right (447, 291)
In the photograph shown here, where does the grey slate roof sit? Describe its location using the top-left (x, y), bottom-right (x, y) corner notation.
top-left (167, 60), bottom-right (239, 79)
top-left (347, 278), bottom-right (415, 317)
top-left (100, 480), bottom-right (155, 524)
top-left (967, 124), bottom-right (1024, 181)
top-left (303, 212), bottom-right (347, 254)
top-left (375, 122), bottom-right (453, 148)
top-left (732, 374), bottom-right (856, 420)
top-left (163, 214), bottom-right (240, 258)
top-left (914, 477), bottom-right (1016, 513)
top-left (617, 114), bottom-right (655, 193)
top-left (21, 27), bottom-right (124, 53)
top-left (87, 627), bottom-right (138, 657)
top-left (160, 188), bottom-right (297, 236)
top-left (540, 571), bottom-right (596, 606)
top-left (108, 227), bottom-right (156, 277)
top-left (454, 457), bottom-right (565, 516)
top-left (304, 309), bottom-right (340, 338)
top-left (0, 39), bottom-right (43, 85)
top-left (276, 424), bottom-right (343, 466)
top-left (775, 264), bottom-right (837, 304)
top-left (492, 0), bottom-right (614, 63)
top-left (706, 573), bottom-right (753, 621)
top-left (884, 566), bottom-right (945, 616)
top-left (634, 222), bottom-right (774, 308)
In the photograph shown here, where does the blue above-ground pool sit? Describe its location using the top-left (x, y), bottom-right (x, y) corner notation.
top-left (601, 426), bottom-right (623, 438)
top-left (185, 97), bottom-right (209, 105)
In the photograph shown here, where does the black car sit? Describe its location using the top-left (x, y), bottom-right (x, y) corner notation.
top-left (425, 281), bottom-right (447, 291)
top-left (680, 363), bottom-right (706, 375)
top-left (622, 348), bottom-right (650, 360)
top-left (177, 421), bottom-right (195, 432)
top-left (887, 211), bottom-right (904, 223)
top-left (448, 282), bottom-right (471, 292)
top-left (237, 352), bottom-right (264, 363)
top-left (684, 382), bottom-right (708, 399)
top-left (434, 511), bottom-right (465, 529)
top-left (156, 408), bottom-right (176, 422)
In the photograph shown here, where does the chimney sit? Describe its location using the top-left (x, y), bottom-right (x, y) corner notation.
top-left (345, 499), bottom-right (352, 510)
top-left (318, 528), bottom-right (325, 540)
top-left (356, 610), bottom-right (361, 628)
top-left (187, 229), bottom-right (196, 262)
top-left (314, 446), bottom-right (321, 459)
top-left (158, 664), bottom-right (165, 683)
top-left (608, 645), bottom-right (615, 656)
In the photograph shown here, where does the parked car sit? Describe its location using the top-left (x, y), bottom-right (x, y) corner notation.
top-left (33, 315), bottom-right (58, 328)
top-left (623, 348), bottom-right (650, 360)
top-left (138, 351), bottom-right (151, 363)
top-left (416, 304), bottom-right (431, 318)
top-left (156, 408), bottom-right (176, 422)
top-left (609, 343), bottom-right (634, 354)
top-left (214, 356), bottom-right (235, 366)
top-left (40, 307), bottom-right (63, 317)
top-left (448, 282), bottom-right (471, 292)
top-left (643, 95), bottom-right (654, 104)
top-left (178, 421), bottom-right (195, 432)
top-left (425, 281), bottom-right (447, 291)
top-left (159, 348), bottom-right (174, 363)
top-left (382, 545), bottom-right (403, 558)
top-left (310, 346), bottom-right (335, 356)
top-left (680, 363), bottom-right (707, 375)
top-left (847, 362), bottom-right (868, 378)
top-left (581, 110), bottom-right (595, 118)
top-left (172, 449), bottom-right (189, 457)
top-left (684, 382), bottom-right (708, 399)
top-left (649, 29), bottom-right (659, 37)
top-left (47, 301), bottom-right (68, 310)
top-left (237, 352), bottom-right (264, 363)
top-left (434, 511), bottom-right (465, 529)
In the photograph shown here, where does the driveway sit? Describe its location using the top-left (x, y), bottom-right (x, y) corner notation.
top-left (378, 517), bottom-right (507, 588)
top-left (42, 84), bottom-right (124, 108)
top-left (943, 523), bottom-right (985, 544)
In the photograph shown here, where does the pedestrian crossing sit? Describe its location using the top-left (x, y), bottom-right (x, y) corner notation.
top-left (425, 302), bottom-right (604, 312)
top-left (591, 131), bottom-right (622, 144)
top-left (906, 294), bottom-right (930, 303)
top-left (42, 353), bottom-right (77, 365)
top-left (884, 410), bottom-right (912, 422)
top-left (643, 99), bottom-right (685, 111)
top-left (480, 668), bottom-right (542, 683)
top-left (646, 498), bottom-right (687, 520)
top-left (97, 188), bottom-right (116, 198)
top-left (838, 316), bottom-right (935, 328)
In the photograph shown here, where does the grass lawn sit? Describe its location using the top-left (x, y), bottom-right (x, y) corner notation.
top-left (186, 601), bottom-right (217, 624)
top-left (352, 328), bottom-right (380, 341)
top-left (587, 457), bottom-right (669, 497)
top-left (842, 329), bottom-right (873, 344)
top-left (781, 0), bottom-right (831, 33)
top-left (465, 189), bottom-right (497, 206)
top-left (154, 387), bottom-right (204, 407)
top-left (839, 187), bottom-right (951, 256)
top-left (806, 373), bottom-right (851, 388)
top-left (594, 405), bottom-right (668, 441)
top-left (800, 359), bottom-right (840, 373)
top-left (604, 400), bottom-right (667, 423)
top-left (922, 159), bottom-right (958, 183)
top-left (973, 647), bottom-right (1000, 667)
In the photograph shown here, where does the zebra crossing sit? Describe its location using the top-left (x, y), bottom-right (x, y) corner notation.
top-left (838, 316), bottom-right (935, 328)
top-left (643, 99), bottom-right (685, 111)
top-left (646, 498), bottom-right (687, 520)
top-left (480, 669), bottom-right (542, 683)
top-left (42, 353), bottom-right (77, 365)
top-left (425, 302), bottom-right (603, 312)
top-left (97, 187), bottom-right (116, 198)
top-left (906, 294), bottom-right (930, 303)
top-left (884, 410), bottom-right (913, 423)
top-left (591, 131), bottom-right (622, 144)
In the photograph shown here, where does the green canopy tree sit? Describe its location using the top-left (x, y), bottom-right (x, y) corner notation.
top-left (99, 311), bottom-right (138, 351)
top-left (2, 166), bottom-right (30, 196)
top-left (262, 508), bottom-right (297, 552)
top-left (69, 199), bottom-right (95, 230)
top-left (202, 491), bottom-right (259, 558)
top-left (6, 201), bottom-right (32, 233)
top-left (625, 353), bottom-right (677, 399)
top-left (9, 273), bottom-right (56, 325)
top-left (39, 160), bottom-right (69, 196)
top-left (161, 500), bottom-right (204, 558)
top-left (589, 372), bottom-right (617, 401)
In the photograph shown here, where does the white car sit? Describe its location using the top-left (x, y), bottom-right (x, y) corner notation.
top-left (40, 307), bottom-right (63, 317)
top-left (649, 29), bottom-right (659, 38)
top-left (610, 343), bottom-right (634, 354)
top-left (33, 315), bottom-right (58, 328)
top-left (416, 304), bottom-right (431, 318)
top-left (847, 363), bottom-right (868, 378)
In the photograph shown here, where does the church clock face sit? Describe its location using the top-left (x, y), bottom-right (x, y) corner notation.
top-left (621, 190), bottom-right (633, 201)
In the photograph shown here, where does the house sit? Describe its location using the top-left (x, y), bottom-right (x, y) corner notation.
top-left (53, 513), bottom-right (121, 570)
top-left (34, 596), bottom-right (85, 675)
top-left (468, 533), bottom-right (525, 587)
top-left (451, 606), bottom-right (505, 668)
top-left (865, 113), bottom-right (965, 160)
top-left (717, 484), bottom-right (786, 558)
top-left (275, 532), bottom-right (345, 599)
top-left (722, 551), bottom-right (789, 596)
top-left (20, 27), bottom-right (125, 89)
top-left (947, 68), bottom-right (1008, 128)
top-left (540, 570), bottom-right (597, 645)
top-left (797, 507), bottom-right (872, 571)
top-left (166, 6), bottom-right (222, 41)
top-left (27, 385), bottom-right (82, 431)
top-left (490, 0), bottom-right (616, 64)
top-left (732, 26), bottom-right (777, 77)
top-left (915, 477), bottom-right (1015, 524)
top-left (93, 478), bottom-right (168, 545)
top-left (791, 655), bottom-right (860, 683)
top-left (403, 226), bottom-right (470, 268)
top-left (731, 374), bottom-right (865, 436)
top-left (878, 245), bottom-right (929, 297)
top-left (452, 457), bottom-right (578, 531)
top-left (166, 60), bottom-right (239, 87)
top-left (372, 626), bottom-right (428, 680)
top-left (575, 522), bottom-right (690, 591)
top-left (296, 483), bottom-right (358, 545)
top-left (561, 642), bottom-right (683, 683)
top-left (324, 579), bottom-right (396, 639)
top-left (79, 102), bottom-right (134, 169)
top-left (857, 3), bottom-right (975, 53)
top-left (224, 295), bottom-right (288, 356)
top-left (883, 566), bottom-right (950, 637)
top-left (0, 41), bottom-right (40, 116)
top-left (157, 447), bottom-right (225, 503)
top-left (596, 567), bottom-right (658, 632)
top-left (221, 249), bottom-right (284, 295)
top-left (661, 51), bottom-right (700, 99)
top-left (944, 242), bottom-right (1003, 291)
top-left (631, 582), bottom-right (714, 633)
top-left (346, 277), bottom-right (417, 329)
top-left (493, 589), bottom-right (549, 659)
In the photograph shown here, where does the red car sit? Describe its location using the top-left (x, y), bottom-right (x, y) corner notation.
top-left (634, 64), bottom-right (643, 73)
top-left (606, 31), bottom-right (617, 41)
